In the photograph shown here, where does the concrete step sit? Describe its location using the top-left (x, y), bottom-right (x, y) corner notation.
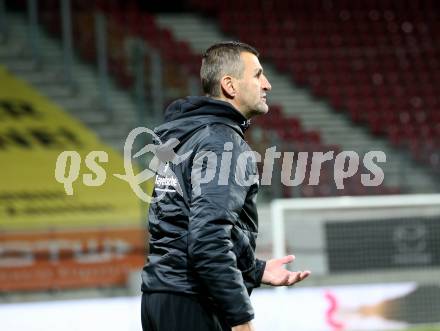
top-left (3, 60), bottom-right (39, 72)
top-left (15, 72), bottom-right (66, 85)
top-left (46, 95), bottom-right (95, 110)
top-left (0, 44), bottom-right (26, 57)
top-left (67, 110), bottom-right (111, 125)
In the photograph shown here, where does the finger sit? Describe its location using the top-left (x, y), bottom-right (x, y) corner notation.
top-left (281, 272), bottom-right (290, 285)
top-left (286, 272), bottom-right (296, 285)
top-left (287, 270), bottom-right (311, 285)
top-left (300, 270), bottom-right (311, 280)
top-left (287, 271), bottom-right (301, 285)
top-left (280, 255), bottom-right (295, 265)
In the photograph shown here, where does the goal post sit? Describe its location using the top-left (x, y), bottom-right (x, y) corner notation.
top-left (271, 194), bottom-right (440, 285)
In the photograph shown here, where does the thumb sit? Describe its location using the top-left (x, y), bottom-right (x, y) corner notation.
top-left (279, 255), bottom-right (295, 265)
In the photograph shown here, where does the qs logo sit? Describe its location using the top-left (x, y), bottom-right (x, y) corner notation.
top-left (54, 127), bottom-right (192, 203)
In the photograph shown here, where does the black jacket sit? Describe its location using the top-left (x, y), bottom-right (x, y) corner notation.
top-left (141, 96), bottom-right (266, 327)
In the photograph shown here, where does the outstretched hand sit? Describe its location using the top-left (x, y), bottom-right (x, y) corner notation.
top-left (262, 255), bottom-right (311, 286)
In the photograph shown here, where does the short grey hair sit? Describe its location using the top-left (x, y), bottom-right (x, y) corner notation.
top-left (200, 41), bottom-right (259, 97)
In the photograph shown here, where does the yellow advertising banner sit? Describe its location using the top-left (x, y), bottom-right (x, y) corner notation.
top-left (0, 65), bottom-right (150, 231)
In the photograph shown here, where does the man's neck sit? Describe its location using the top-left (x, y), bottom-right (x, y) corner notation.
top-left (210, 95), bottom-right (249, 119)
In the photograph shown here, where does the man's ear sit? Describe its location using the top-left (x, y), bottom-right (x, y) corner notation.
top-left (220, 75), bottom-right (236, 98)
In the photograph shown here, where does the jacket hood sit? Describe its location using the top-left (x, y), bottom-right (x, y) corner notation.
top-left (153, 96), bottom-right (250, 146)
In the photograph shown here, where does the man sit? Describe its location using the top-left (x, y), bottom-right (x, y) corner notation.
top-left (141, 41), bottom-right (310, 331)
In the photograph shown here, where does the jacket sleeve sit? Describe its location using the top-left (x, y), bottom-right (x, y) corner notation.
top-left (255, 258), bottom-right (266, 286)
top-left (187, 134), bottom-right (255, 327)
top-left (244, 258), bottom-right (266, 293)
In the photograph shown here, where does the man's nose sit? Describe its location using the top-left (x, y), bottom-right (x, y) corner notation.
top-left (262, 75), bottom-right (272, 91)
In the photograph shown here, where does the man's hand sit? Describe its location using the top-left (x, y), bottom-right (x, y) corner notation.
top-left (262, 255), bottom-right (311, 286)
top-left (232, 322), bottom-right (255, 331)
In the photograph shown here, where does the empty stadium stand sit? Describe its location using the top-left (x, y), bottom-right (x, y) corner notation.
top-left (4, 0), bottom-right (439, 199)
top-left (188, 0), bottom-right (440, 181)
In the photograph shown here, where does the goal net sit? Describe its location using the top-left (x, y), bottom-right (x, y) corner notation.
top-left (265, 194), bottom-right (440, 330)
top-left (271, 194), bottom-right (440, 279)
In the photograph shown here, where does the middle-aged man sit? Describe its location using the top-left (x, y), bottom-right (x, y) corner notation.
top-left (141, 41), bottom-right (311, 331)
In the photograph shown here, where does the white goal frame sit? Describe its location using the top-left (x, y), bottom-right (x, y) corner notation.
top-left (271, 194), bottom-right (440, 271)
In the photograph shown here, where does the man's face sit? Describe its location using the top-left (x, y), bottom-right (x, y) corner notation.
top-left (234, 52), bottom-right (272, 118)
